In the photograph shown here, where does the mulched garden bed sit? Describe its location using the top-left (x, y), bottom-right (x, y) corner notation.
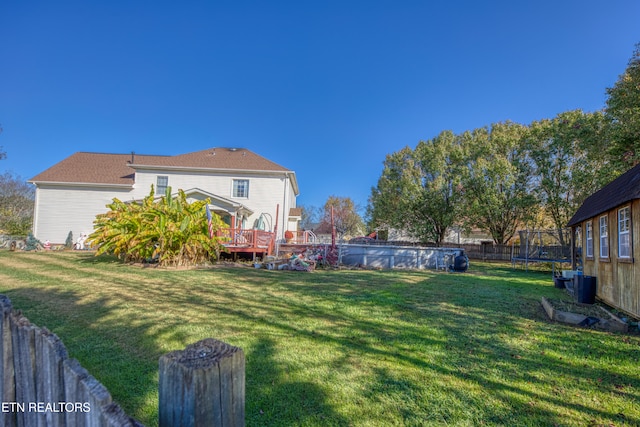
top-left (541, 297), bottom-right (630, 333)
top-left (547, 299), bottom-right (614, 319)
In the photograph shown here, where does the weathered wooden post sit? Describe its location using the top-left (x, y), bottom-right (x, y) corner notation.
top-left (11, 311), bottom-right (39, 427)
top-left (101, 403), bottom-right (146, 427)
top-left (1, 296), bottom-right (16, 427)
top-left (158, 338), bottom-right (245, 427)
top-left (35, 328), bottom-right (68, 427)
top-left (62, 358), bottom-right (89, 427)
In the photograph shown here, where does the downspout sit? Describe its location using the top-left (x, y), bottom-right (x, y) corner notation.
top-left (32, 186), bottom-right (40, 238)
top-left (282, 173), bottom-right (289, 240)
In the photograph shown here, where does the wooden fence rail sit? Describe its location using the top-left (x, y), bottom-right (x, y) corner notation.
top-left (454, 243), bottom-right (518, 261)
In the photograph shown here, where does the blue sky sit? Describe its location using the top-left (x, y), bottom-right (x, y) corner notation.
top-left (1, 1), bottom-right (639, 213)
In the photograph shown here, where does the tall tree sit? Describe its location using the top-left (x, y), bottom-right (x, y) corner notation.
top-left (461, 122), bottom-right (536, 244)
top-left (298, 204), bottom-right (321, 230)
top-left (318, 196), bottom-right (365, 240)
top-left (367, 146), bottom-right (421, 236)
top-left (526, 110), bottom-right (608, 245)
top-left (368, 131), bottom-right (464, 245)
top-left (411, 131), bottom-right (464, 245)
top-left (605, 42), bottom-right (640, 171)
top-left (0, 172), bottom-right (34, 235)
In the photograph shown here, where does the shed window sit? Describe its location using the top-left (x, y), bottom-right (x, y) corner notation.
top-left (232, 179), bottom-right (249, 198)
top-left (599, 215), bottom-right (609, 258)
top-left (157, 176), bottom-right (168, 195)
top-left (618, 207), bottom-right (631, 258)
top-left (585, 222), bottom-right (593, 258)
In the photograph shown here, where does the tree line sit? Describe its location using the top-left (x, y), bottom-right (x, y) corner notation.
top-left (367, 43), bottom-right (640, 246)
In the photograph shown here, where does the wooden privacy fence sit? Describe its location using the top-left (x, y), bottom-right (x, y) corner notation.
top-left (0, 295), bottom-right (142, 427)
top-left (0, 295), bottom-right (245, 427)
top-left (455, 243), bottom-right (518, 262)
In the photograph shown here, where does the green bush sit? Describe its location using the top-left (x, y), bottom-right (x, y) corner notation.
top-left (88, 186), bottom-right (225, 266)
top-left (24, 233), bottom-right (42, 251)
top-left (65, 231), bottom-right (74, 249)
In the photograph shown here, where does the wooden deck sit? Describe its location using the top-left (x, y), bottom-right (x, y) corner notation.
top-left (217, 228), bottom-right (275, 256)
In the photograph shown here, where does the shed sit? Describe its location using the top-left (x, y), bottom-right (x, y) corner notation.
top-left (567, 163), bottom-right (640, 319)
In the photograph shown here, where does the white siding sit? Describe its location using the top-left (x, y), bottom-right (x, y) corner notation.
top-left (33, 168), bottom-right (298, 243)
top-left (132, 169), bottom-right (294, 237)
top-left (33, 185), bottom-right (131, 243)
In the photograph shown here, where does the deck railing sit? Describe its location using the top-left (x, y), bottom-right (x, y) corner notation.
top-left (217, 228), bottom-right (275, 254)
top-left (286, 230), bottom-right (318, 244)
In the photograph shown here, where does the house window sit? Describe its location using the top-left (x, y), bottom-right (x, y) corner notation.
top-left (232, 179), bottom-right (249, 198)
top-left (585, 221), bottom-right (593, 258)
top-left (157, 176), bottom-right (168, 194)
top-left (599, 215), bottom-right (609, 258)
top-left (618, 206), bottom-right (631, 258)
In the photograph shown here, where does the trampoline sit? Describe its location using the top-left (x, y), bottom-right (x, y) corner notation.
top-left (511, 229), bottom-right (572, 275)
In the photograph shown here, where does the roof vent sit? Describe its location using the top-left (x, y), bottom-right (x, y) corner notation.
top-left (229, 148), bottom-right (238, 152)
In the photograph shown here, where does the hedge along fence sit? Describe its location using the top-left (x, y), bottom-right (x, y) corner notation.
top-left (0, 294), bottom-right (246, 427)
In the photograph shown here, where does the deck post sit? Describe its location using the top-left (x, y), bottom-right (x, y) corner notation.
top-left (570, 226), bottom-right (576, 271)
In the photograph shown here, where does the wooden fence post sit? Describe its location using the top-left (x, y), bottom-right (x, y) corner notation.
top-left (63, 358), bottom-right (90, 427)
top-left (11, 312), bottom-right (39, 427)
top-left (101, 403), bottom-right (146, 427)
top-left (81, 375), bottom-right (113, 426)
top-left (35, 328), bottom-right (68, 427)
top-left (0, 296), bottom-right (16, 427)
top-left (158, 338), bottom-right (245, 427)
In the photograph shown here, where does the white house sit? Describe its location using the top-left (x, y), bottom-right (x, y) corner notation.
top-left (29, 147), bottom-right (299, 244)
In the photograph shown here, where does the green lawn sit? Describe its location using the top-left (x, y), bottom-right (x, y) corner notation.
top-left (0, 250), bottom-right (638, 426)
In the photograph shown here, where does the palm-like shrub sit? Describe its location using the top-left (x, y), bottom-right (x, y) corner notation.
top-left (88, 186), bottom-right (225, 266)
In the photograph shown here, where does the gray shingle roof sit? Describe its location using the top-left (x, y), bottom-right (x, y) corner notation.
top-left (567, 163), bottom-right (640, 226)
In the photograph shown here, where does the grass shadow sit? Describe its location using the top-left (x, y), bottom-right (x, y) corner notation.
top-left (246, 336), bottom-right (349, 426)
top-left (0, 252), bottom-right (638, 426)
